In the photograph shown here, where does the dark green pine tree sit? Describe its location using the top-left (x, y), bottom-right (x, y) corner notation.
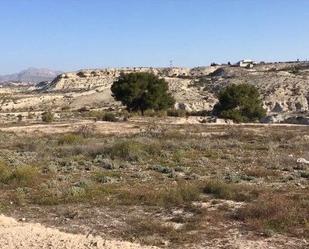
top-left (111, 72), bottom-right (175, 115)
top-left (213, 83), bottom-right (266, 122)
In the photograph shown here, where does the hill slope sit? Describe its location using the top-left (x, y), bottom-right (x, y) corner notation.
top-left (0, 68), bottom-right (62, 84)
top-left (47, 62), bottom-right (309, 113)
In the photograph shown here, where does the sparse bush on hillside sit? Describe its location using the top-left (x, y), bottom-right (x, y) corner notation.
top-left (17, 114), bottom-right (23, 122)
top-left (0, 161), bottom-right (11, 184)
top-left (27, 112), bottom-right (35, 119)
top-left (58, 134), bottom-right (82, 145)
top-left (234, 193), bottom-right (309, 237)
top-left (88, 111), bottom-right (118, 122)
top-left (0, 162), bottom-right (39, 187)
top-left (143, 109), bottom-right (167, 117)
top-left (77, 124), bottom-right (95, 138)
top-left (102, 112), bottom-right (118, 122)
top-left (213, 83), bottom-right (266, 122)
top-left (203, 181), bottom-right (260, 202)
top-left (167, 109), bottom-right (187, 117)
top-left (111, 72), bottom-right (175, 115)
top-left (41, 111), bottom-right (54, 123)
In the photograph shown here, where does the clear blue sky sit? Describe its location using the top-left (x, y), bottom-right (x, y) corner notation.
top-left (0, 0), bottom-right (308, 74)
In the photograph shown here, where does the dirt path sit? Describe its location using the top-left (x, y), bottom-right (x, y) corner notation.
top-left (0, 117), bottom-right (306, 136)
top-left (0, 120), bottom-right (141, 135)
top-left (0, 215), bottom-right (157, 249)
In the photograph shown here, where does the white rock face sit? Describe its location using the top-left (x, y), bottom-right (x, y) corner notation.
top-left (5, 62), bottom-right (309, 114)
top-left (47, 67), bottom-right (219, 111)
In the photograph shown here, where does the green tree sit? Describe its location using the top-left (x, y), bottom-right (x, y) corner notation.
top-left (213, 84), bottom-right (266, 122)
top-left (111, 72), bottom-right (175, 115)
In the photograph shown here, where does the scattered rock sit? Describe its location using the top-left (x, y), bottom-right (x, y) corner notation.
top-left (94, 156), bottom-right (116, 170)
top-left (150, 165), bottom-right (174, 174)
top-left (297, 158), bottom-right (309, 164)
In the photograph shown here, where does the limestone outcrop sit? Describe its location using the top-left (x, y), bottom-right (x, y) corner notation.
top-left (46, 62), bottom-right (309, 114)
top-left (2, 62), bottom-right (307, 115)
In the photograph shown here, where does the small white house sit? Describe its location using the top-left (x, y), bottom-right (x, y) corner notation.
top-left (237, 59), bottom-right (256, 68)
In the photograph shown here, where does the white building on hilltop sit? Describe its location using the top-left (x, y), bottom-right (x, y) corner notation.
top-left (237, 59), bottom-right (256, 68)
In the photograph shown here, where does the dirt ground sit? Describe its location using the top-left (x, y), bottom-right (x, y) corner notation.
top-left (0, 215), bottom-right (157, 249)
top-left (0, 118), bottom-right (308, 249)
top-left (0, 117), bottom-right (305, 136)
top-left (0, 214), bottom-right (306, 249)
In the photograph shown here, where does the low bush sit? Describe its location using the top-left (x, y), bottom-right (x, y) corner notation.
top-left (106, 141), bottom-right (146, 161)
top-left (58, 134), bottom-right (82, 145)
top-left (41, 111), bottom-right (54, 123)
top-left (88, 111), bottom-right (118, 122)
top-left (167, 109), bottom-right (187, 117)
top-left (77, 125), bottom-right (95, 138)
top-left (11, 165), bottom-right (40, 187)
top-left (0, 161), bottom-right (11, 184)
top-left (144, 109), bottom-right (167, 117)
top-left (118, 181), bottom-right (201, 207)
top-left (203, 180), bottom-right (260, 202)
top-left (0, 162), bottom-right (40, 187)
top-left (235, 193), bottom-right (309, 237)
top-left (102, 112), bottom-right (118, 122)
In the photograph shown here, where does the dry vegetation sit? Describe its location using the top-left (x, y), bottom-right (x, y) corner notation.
top-left (0, 120), bottom-right (308, 248)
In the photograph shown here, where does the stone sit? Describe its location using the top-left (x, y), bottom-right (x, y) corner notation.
top-left (150, 165), bottom-right (173, 174)
top-left (94, 156), bottom-right (115, 169)
top-left (297, 158), bottom-right (309, 165)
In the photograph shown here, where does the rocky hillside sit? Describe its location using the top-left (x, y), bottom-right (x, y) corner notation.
top-left (46, 62), bottom-right (309, 113)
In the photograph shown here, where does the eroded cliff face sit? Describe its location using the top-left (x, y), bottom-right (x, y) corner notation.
top-left (48, 67), bottom-right (217, 91)
top-left (46, 63), bottom-right (309, 114)
top-left (1, 64), bottom-right (308, 116)
top-left (204, 63), bottom-right (309, 113)
top-left (46, 67), bottom-right (219, 111)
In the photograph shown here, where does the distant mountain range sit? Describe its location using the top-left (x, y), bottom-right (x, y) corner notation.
top-left (0, 68), bottom-right (62, 84)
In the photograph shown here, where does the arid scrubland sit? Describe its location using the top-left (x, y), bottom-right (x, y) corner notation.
top-left (0, 61), bottom-right (308, 248)
top-left (0, 119), bottom-right (308, 248)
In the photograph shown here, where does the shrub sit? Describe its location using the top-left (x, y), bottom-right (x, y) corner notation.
top-left (88, 110), bottom-right (105, 120)
top-left (167, 109), bottom-right (187, 117)
top-left (77, 125), bottom-right (95, 138)
top-left (118, 181), bottom-right (201, 207)
top-left (88, 111), bottom-right (118, 122)
top-left (41, 111), bottom-right (54, 123)
top-left (235, 193), bottom-right (309, 237)
top-left (213, 84), bottom-right (266, 122)
top-left (17, 114), bottom-right (23, 122)
top-left (58, 134), bottom-right (82, 145)
top-left (61, 105), bottom-right (70, 111)
top-left (102, 112), bottom-right (118, 122)
top-left (0, 161), bottom-right (11, 184)
top-left (0, 163), bottom-right (40, 187)
top-left (203, 180), bottom-right (260, 202)
top-left (143, 109), bottom-right (167, 117)
top-left (107, 141), bottom-right (146, 161)
top-left (27, 112), bottom-right (35, 119)
top-left (11, 165), bottom-right (39, 186)
top-left (111, 72), bottom-right (175, 115)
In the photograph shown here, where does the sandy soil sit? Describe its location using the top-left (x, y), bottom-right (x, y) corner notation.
top-left (1, 215), bottom-right (306, 249)
top-left (0, 215), bottom-right (157, 249)
top-left (0, 117), bottom-right (306, 136)
top-left (0, 120), bottom-right (141, 135)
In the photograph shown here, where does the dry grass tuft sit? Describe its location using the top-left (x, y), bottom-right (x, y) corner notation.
top-left (203, 180), bottom-right (261, 202)
top-left (235, 192), bottom-right (309, 238)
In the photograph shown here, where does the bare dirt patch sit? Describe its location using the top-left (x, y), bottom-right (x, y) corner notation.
top-left (0, 215), bottom-right (157, 249)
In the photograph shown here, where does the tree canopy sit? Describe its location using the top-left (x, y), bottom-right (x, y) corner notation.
top-left (111, 72), bottom-right (175, 114)
top-left (213, 83), bottom-right (266, 122)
